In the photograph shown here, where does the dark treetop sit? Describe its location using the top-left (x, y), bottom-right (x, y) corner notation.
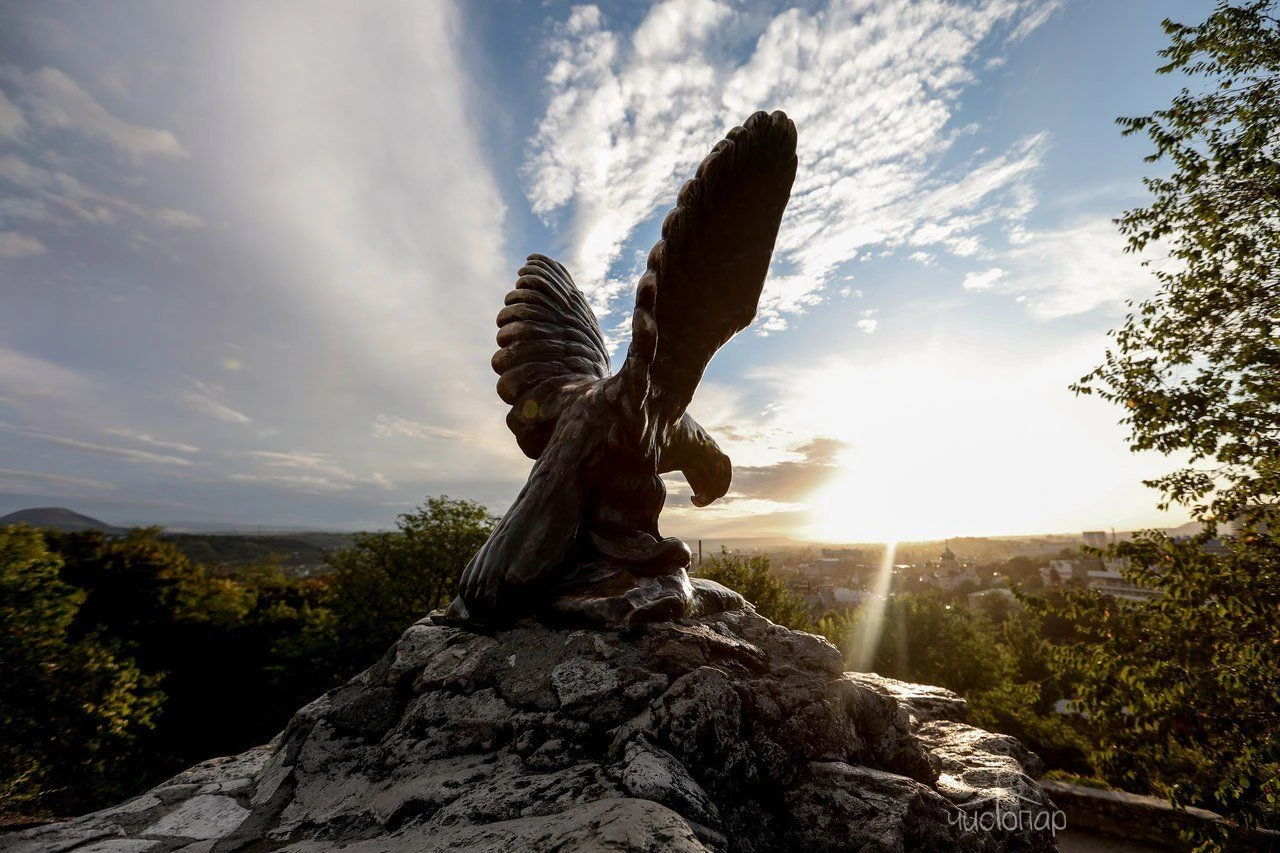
top-left (446, 110), bottom-right (797, 629)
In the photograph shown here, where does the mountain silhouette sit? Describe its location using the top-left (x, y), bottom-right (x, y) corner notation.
top-left (0, 506), bottom-right (125, 533)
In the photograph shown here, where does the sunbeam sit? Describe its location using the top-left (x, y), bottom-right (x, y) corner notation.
top-left (850, 541), bottom-right (896, 672)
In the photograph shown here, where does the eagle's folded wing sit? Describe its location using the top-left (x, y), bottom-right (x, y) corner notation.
top-left (494, 254), bottom-right (612, 459)
top-left (635, 110), bottom-right (798, 444)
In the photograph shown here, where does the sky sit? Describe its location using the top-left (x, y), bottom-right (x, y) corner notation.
top-left (0, 0), bottom-right (1215, 540)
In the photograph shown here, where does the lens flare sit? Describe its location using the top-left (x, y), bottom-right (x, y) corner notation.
top-left (850, 540), bottom-right (896, 672)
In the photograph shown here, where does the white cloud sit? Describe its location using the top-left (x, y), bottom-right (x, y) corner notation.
top-left (0, 88), bottom-right (28, 140)
top-left (0, 0), bottom-right (1188, 538)
top-left (945, 235), bottom-right (988, 257)
top-left (373, 415), bottom-right (470, 442)
top-left (1008, 0), bottom-right (1063, 42)
top-left (0, 71), bottom-right (200, 259)
top-left (0, 1), bottom-right (528, 524)
top-left (984, 216), bottom-right (1160, 319)
top-left (243, 450), bottom-right (355, 481)
top-left (1006, 223), bottom-right (1032, 245)
top-left (633, 0), bottom-right (730, 59)
top-left (681, 379), bottom-right (811, 473)
top-left (153, 208), bottom-right (204, 229)
top-left (0, 468), bottom-right (117, 492)
top-left (96, 65), bottom-right (131, 99)
top-left (101, 428), bottom-right (200, 454)
top-left (0, 66), bottom-right (188, 161)
top-left (0, 422), bottom-right (194, 465)
top-left (0, 347), bottom-right (88, 400)
top-left (0, 152), bottom-right (189, 234)
top-left (525, 0), bottom-right (1056, 331)
top-left (0, 231), bottom-right (47, 258)
top-left (963, 267), bottom-right (1004, 290)
top-left (227, 473), bottom-right (354, 493)
top-left (220, 0), bottom-right (511, 451)
top-left (184, 382), bottom-right (253, 425)
top-left (0, 153), bottom-right (55, 193)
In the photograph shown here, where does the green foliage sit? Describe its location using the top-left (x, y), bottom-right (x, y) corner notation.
top-left (966, 682), bottom-right (1094, 775)
top-left (839, 593), bottom-right (1014, 694)
top-left (1064, 3), bottom-right (1280, 837)
top-left (814, 608), bottom-right (857, 652)
top-left (820, 593), bottom-right (1094, 776)
top-left (694, 553), bottom-right (812, 630)
top-left (1047, 533), bottom-right (1280, 832)
top-left (326, 496), bottom-right (496, 669)
top-left (162, 532), bottom-right (351, 571)
top-left (0, 496), bottom-right (497, 817)
top-left (27, 526), bottom-right (345, 813)
top-left (1073, 1), bottom-right (1280, 526)
top-left (996, 555), bottom-right (1047, 587)
top-left (0, 525), bottom-right (161, 817)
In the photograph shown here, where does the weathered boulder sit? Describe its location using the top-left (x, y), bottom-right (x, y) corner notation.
top-left (2, 609), bottom-right (1060, 852)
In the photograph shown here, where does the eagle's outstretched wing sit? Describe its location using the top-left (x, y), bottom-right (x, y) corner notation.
top-left (630, 110), bottom-right (797, 448)
top-left (453, 113), bottom-right (797, 625)
top-left (494, 254), bottom-right (612, 459)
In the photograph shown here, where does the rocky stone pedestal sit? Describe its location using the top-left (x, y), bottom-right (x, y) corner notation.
top-left (2, 609), bottom-right (1061, 852)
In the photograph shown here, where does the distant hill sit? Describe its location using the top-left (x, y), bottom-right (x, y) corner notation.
top-left (0, 506), bottom-right (126, 533)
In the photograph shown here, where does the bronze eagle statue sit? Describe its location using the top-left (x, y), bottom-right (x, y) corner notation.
top-left (447, 110), bottom-right (797, 628)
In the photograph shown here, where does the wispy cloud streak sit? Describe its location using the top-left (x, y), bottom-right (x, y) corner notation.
top-left (0, 423), bottom-right (194, 465)
top-left (526, 0), bottom-right (1058, 332)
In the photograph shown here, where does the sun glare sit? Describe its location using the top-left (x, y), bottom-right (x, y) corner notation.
top-left (746, 343), bottom-right (1185, 544)
top-left (805, 460), bottom-right (946, 543)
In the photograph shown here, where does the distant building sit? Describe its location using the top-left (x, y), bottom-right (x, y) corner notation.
top-left (939, 541), bottom-right (959, 576)
top-left (933, 540), bottom-right (979, 590)
top-left (1083, 563), bottom-right (1159, 602)
top-left (798, 562), bottom-right (831, 581)
top-left (1082, 530), bottom-right (1109, 550)
top-left (799, 551), bottom-right (865, 585)
top-left (831, 587), bottom-right (871, 606)
top-left (1040, 531), bottom-right (1160, 601)
top-left (821, 547), bottom-right (866, 564)
top-left (1046, 558), bottom-right (1093, 584)
top-left (816, 557), bottom-right (844, 575)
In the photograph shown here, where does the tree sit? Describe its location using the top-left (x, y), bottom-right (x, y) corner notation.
top-left (327, 496), bottom-right (496, 668)
top-left (694, 553), bottom-right (812, 630)
top-left (1000, 555), bottom-right (1047, 587)
top-left (36, 528), bottom-right (349, 807)
top-left (840, 593), bottom-right (1013, 695)
top-left (1065, 3), bottom-right (1280, 839)
top-left (1053, 536), bottom-right (1278, 836)
top-left (0, 525), bottom-right (161, 818)
top-left (1073, 0), bottom-right (1280, 526)
top-left (818, 593), bottom-right (1095, 777)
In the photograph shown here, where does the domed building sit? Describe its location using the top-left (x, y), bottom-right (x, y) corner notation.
top-left (939, 541), bottom-right (959, 576)
top-left (935, 540), bottom-right (978, 589)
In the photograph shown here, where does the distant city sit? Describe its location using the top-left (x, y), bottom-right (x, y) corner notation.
top-left (704, 526), bottom-right (1200, 621)
top-left (2, 505), bottom-right (1203, 603)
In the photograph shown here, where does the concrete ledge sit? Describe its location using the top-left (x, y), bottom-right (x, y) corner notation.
top-left (1042, 780), bottom-right (1279, 852)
